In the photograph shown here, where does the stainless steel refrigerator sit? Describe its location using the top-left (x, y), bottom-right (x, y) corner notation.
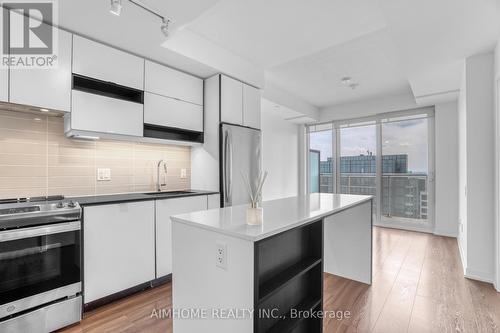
top-left (220, 123), bottom-right (262, 207)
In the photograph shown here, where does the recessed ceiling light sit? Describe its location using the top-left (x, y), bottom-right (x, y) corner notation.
top-left (110, 0), bottom-right (122, 16)
top-left (40, 108), bottom-right (49, 112)
top-left (34, 118), bottom-right (41, 121)
top-left (341, 77), bottom-right (352, 85)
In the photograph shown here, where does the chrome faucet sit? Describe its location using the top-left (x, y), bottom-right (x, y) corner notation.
top-left (157, 160), bottom-right (168, 192)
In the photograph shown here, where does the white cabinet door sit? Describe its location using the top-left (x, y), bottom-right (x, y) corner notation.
top-left (72, 35), bottom-right (144, 90)
top-left (156, 195), bottom-right (208, 277)
top-left (144, 92), bottom-right (203, 132)
top-left (0, 8), bottom-right (6, 101)
top-left (207, 194), bottom-right (220, 209)
top-left (9, 27), bottom-right (72, 111)
top-left (242, 84), bottom-right (261, 129)
top-left (84, 201), bottom-right (155, 303)
top-left (71, 90), bottom-right (143, 136)
top-left (145, 61), bottom-right (203, 105)
top-left (220, 75), bottom-right (243, 125)
top-left (0, 68), bottom-right (7, 102)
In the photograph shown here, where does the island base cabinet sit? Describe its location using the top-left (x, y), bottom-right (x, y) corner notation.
top-left (172, 222), bottom-right (255, 333)
top-left (323, 200), bottom-right (372, 284)
top-left (83, 201), bottom-right (155, 304)
top-left (254, 220), bottom-right (323, 333)
top-left (155, 196), bottom-right (208, 278)
top-left (171, 219), bottom-right (323, 333)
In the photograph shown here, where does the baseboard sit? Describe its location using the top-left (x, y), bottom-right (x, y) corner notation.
top-left (374, 222), bottom-right (433, 234)
top-left (464, 267), bottom-right (494, 284)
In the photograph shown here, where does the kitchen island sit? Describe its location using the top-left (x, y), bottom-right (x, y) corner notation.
top-left (171, 193), bottom-right (372, 333)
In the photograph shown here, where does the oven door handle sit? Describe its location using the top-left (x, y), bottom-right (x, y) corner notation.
top-left (0, 221), bottom-right (81, 242)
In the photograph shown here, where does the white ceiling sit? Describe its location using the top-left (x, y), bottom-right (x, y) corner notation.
top-left (266, 29), bottom-right (412, 108)
top-left (188, 0), bottom-right (387, 68)
top-left (56, 0), bottom-right (221, 77)
top-left (55, 0), bottom-right (500, 111)
top-left (186, 0), bottom-right (500, 108)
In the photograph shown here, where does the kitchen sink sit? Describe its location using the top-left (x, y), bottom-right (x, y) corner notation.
top-left (142, 191), bottom-right (195, 196)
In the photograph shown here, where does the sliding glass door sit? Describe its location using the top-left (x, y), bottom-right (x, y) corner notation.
top-left (307, 108), bottom-right (435, 232)
top-left (339, 122), bottom-right (378, 218)
top-left (380, 114), bottom-right (433, 229)
top-left (308, 124), bottom-right (334, 193)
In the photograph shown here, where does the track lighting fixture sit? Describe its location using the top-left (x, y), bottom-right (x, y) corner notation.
top-left (109, 0), bottom-right (122, 16)
top-left (108, 0), bottom-right (173, 39)
top-left (161, 18), bottom-right (171, 38)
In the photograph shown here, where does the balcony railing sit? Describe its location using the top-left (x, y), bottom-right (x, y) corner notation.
top-left (318, 173), bottom-right (428, 220)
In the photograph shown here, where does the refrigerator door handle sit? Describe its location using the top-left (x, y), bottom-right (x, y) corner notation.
top-left (224, 130), bottom-right (233, 206)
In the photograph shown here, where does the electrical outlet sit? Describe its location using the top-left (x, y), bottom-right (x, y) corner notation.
top-left (180, 168), bottom-right (187, 179)
top-left (97, 168), bottom-right (111, 181)
top-left (215, 242), bottom-right (227, 269)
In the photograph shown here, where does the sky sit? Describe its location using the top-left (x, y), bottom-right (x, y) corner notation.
top-left (310, 118), bottom-right (428, 173)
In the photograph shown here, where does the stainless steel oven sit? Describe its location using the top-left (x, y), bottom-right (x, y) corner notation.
top-left (0, 196), bottom-right (82, 333)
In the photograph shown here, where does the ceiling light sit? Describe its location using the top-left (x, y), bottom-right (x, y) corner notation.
top-left (161, 18), bottom-right (171, 38)
top-left (341, 77), bottom-right (352, 85)
top-left (110, 0), bottom-right (122, 16)
top-left (40, 108), bottom-right (49, 112)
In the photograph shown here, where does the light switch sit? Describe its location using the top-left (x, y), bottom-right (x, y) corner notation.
top-left (180, 169), bottom-right (187, 179)
top-left (97, 168), bottom-right (111, 181)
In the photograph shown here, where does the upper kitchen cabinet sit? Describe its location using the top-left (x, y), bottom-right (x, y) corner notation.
top-left (220, 75), bottom-right (243, 126)
top-left (143, 60), bottom-right (204, 137)
top-left (72, 35), bottom-right (144, 90)
top-left (242, 84), bottom-right (261, 129)
top-left (144, 93), bottom-right (203, 132)
top-left (9, 26), bottom-right (72, 111)
top-left (219, 74), bottom-right (261, 129)
top-left (69, 90), bottom-right (143, 137)
top-left (145, 60), bottom-right (203, 105)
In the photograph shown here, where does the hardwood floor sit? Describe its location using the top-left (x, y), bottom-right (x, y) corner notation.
top-left (59, 227), bottom-right (500, 333)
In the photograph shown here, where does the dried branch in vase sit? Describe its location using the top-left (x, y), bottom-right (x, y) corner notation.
top-left (241, 170), bottom-right (268, 208)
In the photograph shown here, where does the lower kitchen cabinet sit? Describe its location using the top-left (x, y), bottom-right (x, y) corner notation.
top-left (155, 196), bottom-right (208, 278)
top-left (83, 201), bottom-right (155, 304)
top-left (207, 194), bottom-right (220, 209)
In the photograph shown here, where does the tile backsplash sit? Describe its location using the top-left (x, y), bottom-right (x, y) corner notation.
top-left (0, 109), bottom-right (191, 199)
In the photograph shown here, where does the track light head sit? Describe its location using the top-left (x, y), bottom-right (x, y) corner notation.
top-left (110, 0), bottom-right (122, 16)
top-left (161, 18), bottom-right (171, 38)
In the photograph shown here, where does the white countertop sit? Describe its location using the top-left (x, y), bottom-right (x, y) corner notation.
top-left (171, 193), bottom-right (372, 241)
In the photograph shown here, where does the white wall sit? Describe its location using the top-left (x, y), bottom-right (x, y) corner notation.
top-left (434, 101), bottom-right (459, 237)
top-left (458, 66), bottom-right (468, 268)
top-left (458, 52), bottom-right (496, 283)
top-left (494, 38), bottom-right (500, 291)
top-left (261, 103), bottom-right (299, 201)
